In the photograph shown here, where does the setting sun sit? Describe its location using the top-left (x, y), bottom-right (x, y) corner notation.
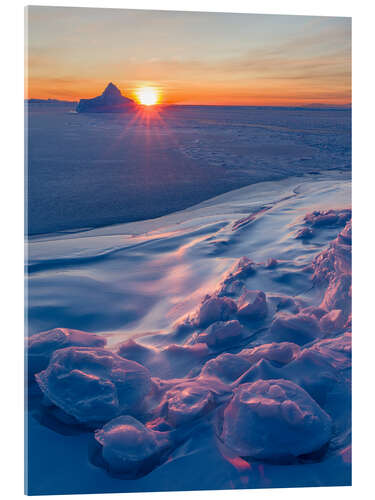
top-left (135, 87), bottom-right (159, 106)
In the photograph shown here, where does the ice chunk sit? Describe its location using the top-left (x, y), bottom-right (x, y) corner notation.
top-left (338, 219), bottom-right (352, 244)
top-left (165, 383), bottom-right (215, 426)
top-left (27, 327), bottom-right (106, 377)
top-left (95, 415), bottom-right (170, 477)
top-left (221, 379), bottom-right (332, 461)
top-left (269, 312), bottom-right (321, 345)
top-left (319, 309), bottom-right (345, 333)
top-left (312, 223), bottom-right (351, 286)
top-left (201, 353), bottom-right (251, 383)
top-left (200, 345), bottom-right (300, 395)
top-left (321, 275), bottom-right (351, 314)
top-left (228, 256), bottom-right (256, 279)
top-left (161, 343), bottom-right (210, 378)
top-left (217, 257), bottom-right (256, 296)
top-left (268, 293), bottom-right (300, 314)
top-left (197, 320), bottom-right (247, 348)
top-left (117, 339), bottom-right (156, 366)
top-left (304, 209), bottom-right (351, 228)
top-left (277, 332), bottom-right (351, 409)
top-left (35, 347), bottom-right (152, 424)
top-left (310, 220), bottom-right (351, 328)
top-left (300, 332), bottom-right (351, 371)
top-left (196, 296), bottom-right (237, 328)
top-left (237, 290), bottom-right (268, 320)
top-left (300, 306), bottom-right (327, 320)
top-left (159, 378), bottom-right (231, 426)
top-left (217, 279), bottom-right (245, 297)
top-left (239, 342), bottom-right (300, 366)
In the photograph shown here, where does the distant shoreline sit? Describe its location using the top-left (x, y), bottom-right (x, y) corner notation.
top-left (26, 99), bottom-right (78, 105)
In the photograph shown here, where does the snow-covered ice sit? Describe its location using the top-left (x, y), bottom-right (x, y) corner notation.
top-left (196, 320), bottom-right (248, 348)
top-left (95, 416), bottom-right (171, 477)
top-left (35, 347), bottom-right (152, 424)
top-left (26, 105), bottom-right (351, 494)
top-left (221, 379), bottom-right (332, 461)
top-left (27, 327), bottom-right (106, 376)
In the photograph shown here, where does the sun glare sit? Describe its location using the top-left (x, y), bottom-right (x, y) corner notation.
top-left (135, 87), bottom-right (159, 106)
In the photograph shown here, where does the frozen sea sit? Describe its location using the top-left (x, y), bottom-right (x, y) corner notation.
top-left (26, 105), bottom-right (351, 495)
top-left (26, 105), bottom-right (350, 235)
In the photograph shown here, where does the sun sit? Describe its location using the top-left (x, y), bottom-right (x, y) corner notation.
top-left (135, 87), bottom-right (159, 106)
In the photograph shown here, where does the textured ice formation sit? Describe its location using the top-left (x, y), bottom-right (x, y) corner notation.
top-left (269, 312), bottom-right (321, 345)
top-left (295, 209), bottom-right (351, 241)
top-left (159, 378), bottom-right (232, 427)
top-left (117, 339), bottom-right (209, 379)
top-left (230, 343), bottom-right (302, 386)
top-left (295, 226), bottom-right (314, 240)
top-left (95, 415), bottom-right (170, 477)
top-left (217, 257), bottom-right (256, 296)
top-left (228, 256), bottom-right (256, 279)
top-left (27, 328), bottom-right (106, 377)
top-left (278, 332), bottom-right (352, 410)
top-left (201, 353), bottom-right (251, 383)
top-left (160, 343), bottom-right (210, 378)
top-left (319, 309), bottom-right (346, 333)
top-left (338, 219), bottom-right (352, 243)
top-left (196, 296), bottom-right (237, 328)
top-left (35, 347), bottom-right (152, 424)
top-left (269, 293), bottom-right (300, 314)
top-left (321, 275), bottom-right (351, 315)
top-left (300, 305), bottom-right (327, 320)
top-left (221, 379), bottom-right (332, 461)
top-left (164, 383), bottom-right (215, 426)
top-left (197, 320), bottom-right (247, 348)
top-left (239, 342), bottom-right (300, 366)
top-left (312, 220), bottom-right (351, 285)
top-left (311, 219), bottom-right (352, 327)
top-left (200, 342), bottom-right (300, 385)
top-left (218, 279), bottom-right (245, 297)
top-left (117, 339), bottom-right (154, 367)
top-left (304, 209), bottom-right (351, 228)
top-left (237, 290), bottom-right (268, 320)
top-left (298, 332), bottom-right (351, 372)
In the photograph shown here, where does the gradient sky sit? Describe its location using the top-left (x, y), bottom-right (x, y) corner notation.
top-left (26, 6), bottom-right (351, 105)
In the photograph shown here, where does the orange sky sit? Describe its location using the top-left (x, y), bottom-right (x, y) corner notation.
top-left (26, 7), bottom-right (351, 106)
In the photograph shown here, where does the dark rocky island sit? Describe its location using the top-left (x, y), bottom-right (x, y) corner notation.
top-left (76, 82), bottom-right (135, 113)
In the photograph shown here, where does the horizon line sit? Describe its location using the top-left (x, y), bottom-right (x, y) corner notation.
top-left (25, 98), bottom-right (352, 108)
